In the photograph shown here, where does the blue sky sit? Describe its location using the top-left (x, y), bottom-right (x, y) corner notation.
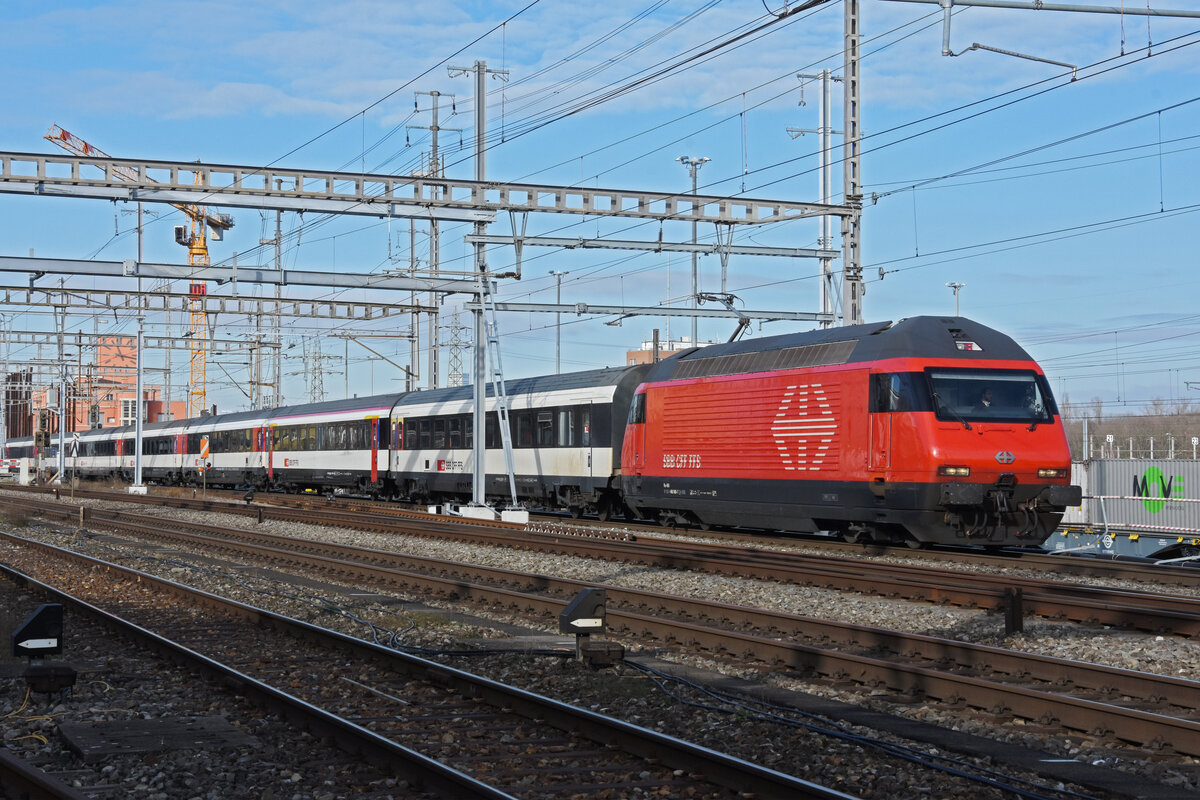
top-left (1, 0), bottom-right (1198, 416)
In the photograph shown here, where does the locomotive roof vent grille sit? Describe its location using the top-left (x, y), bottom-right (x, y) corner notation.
top-left (672, 340), bottom-right (855, 380)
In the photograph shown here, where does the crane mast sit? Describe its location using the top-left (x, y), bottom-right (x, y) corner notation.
top-left (44, 124), bottom-right (234, 419)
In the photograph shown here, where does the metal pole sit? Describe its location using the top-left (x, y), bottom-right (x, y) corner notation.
top-left (133, 307), bottom-right (144, 488)
top-left (791, 71), bottom-right (843, 327)
top-left (409, 220), bottom-right (418, 393)
top-left (842, 0), bottom-right (864, 325)
top-left (819, 69), bottom-right (835, 327)
top-left (946, 282), bottom-right (965, 316)
top-left (55, 304), bottom-right (65, 483)
top-left (676, 156), bottom-right (709, 344)
top-left (690, 165), bottom-right (698, 346)
top-left (429, 91), bottom-right (442, 391)
top-left (550, 270), bottom-right (568, 373)
top-left (0, 314), bottom-right (7, 456)
top-left (471, 61), bottom-right (488, 507)
top-left (132, 204), bottom-right (145, 491)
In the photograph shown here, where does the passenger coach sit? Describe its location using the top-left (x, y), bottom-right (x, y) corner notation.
top-left (389, 366), bottom-right (648, 516)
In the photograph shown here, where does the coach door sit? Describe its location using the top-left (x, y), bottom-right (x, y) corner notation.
top-left (390, 417), bottom-right (403, 472)
top-left (264, 426), bottom-right (275, 481)
top-left (257, 426), bottom-right (267, 470)
top-left (368, 417), bottom-right (380, 483)
top-left (580, 405), bottom-right (594, 478)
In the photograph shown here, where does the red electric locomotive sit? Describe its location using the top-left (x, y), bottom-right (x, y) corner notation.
top-left (620, 316), bottom-right (1081, 547)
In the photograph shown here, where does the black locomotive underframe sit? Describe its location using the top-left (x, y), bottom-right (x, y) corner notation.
top-left (622, 475), bottom-right (1075, 547)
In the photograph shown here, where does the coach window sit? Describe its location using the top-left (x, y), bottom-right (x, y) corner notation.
top-left (448, 418), bottom-right (462, 448)
top-left (592, 405), bottom-right (610, 444)
top-left (485, 414), bottom-right (499, 449)
top-left (537, 411), bottom-right (554, 447)
top-left (557, 409), bottom-right (574, 447)
top-left (418, 419), bottom-right (431, 449)
top-left (578, 406), bottom-right (592, 447)
top-left (511, 412), bottom-right (530, 448)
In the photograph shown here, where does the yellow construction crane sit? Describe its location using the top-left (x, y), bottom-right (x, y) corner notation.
top-left (45, 124), bottom-right (234, 419)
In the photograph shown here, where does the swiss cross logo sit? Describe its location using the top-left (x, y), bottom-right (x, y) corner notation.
top-left (771, 383), bottom-right (838, 473)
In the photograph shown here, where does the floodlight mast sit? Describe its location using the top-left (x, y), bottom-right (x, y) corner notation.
top-left (675, 155), bottom-right (710, 345)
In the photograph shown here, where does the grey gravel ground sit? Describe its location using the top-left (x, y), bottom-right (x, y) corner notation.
top-left (2, 490), bottom-right (1199, 798)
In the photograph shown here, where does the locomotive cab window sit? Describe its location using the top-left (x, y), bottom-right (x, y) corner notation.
top-left (927, 369), bottom-right (1056, 423)
top-left (869, 373), bottom-right (931, 413)
top-left (628, 393), bottom-right (646, 425)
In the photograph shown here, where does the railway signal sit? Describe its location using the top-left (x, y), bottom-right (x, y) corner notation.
top-left (560, 588), bottom-right (622, 665)
top-left (11, 604), bottom-right (77, 696)
top-left (12, 603), bottom-right (63, 657)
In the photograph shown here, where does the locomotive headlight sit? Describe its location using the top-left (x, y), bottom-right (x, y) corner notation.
top-left (1037, 468), bottom-right (1069, 479)
top-left (938, 465), bottom-right (971, 477)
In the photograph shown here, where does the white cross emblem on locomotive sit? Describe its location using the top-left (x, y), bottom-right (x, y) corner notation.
top-left (771, 383), bottom-right (837, 472)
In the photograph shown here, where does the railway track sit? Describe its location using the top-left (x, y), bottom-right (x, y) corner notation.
top-left (5, 493), bottom-right (1200, 765)
top-left (15, 486), bottom-right (1200, 636)
top-left (147, 484), bottom-right (1200, 584)
top-left (31, 483), bottom-right (1200, 585)
top-left (0, 544), bottom-right (851, 800)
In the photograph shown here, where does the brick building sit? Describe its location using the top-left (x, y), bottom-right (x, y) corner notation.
top-left (16, 335), bottom-right (186, 437)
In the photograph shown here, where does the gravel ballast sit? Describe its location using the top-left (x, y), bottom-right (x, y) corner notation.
top-left (2, 490), bottom-right (1199, 798)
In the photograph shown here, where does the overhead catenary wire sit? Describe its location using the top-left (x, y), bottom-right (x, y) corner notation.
top-left (22, 4), bottom-right (1200, 412)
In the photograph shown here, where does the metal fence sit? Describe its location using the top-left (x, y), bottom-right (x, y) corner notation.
top-left (1052, 458), bottom-right (1200, 558)
top-left (1062, 459), bottom-right (1200, 533)
top-left (1083, 435), bottom-right (1200, 460)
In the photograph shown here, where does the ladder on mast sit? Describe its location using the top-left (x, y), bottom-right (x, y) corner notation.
top-left (481, 286), bottom-right (518, 507)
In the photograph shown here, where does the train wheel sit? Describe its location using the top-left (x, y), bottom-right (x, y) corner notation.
top-left (844, 526), bottom-right (874, 545)
top-left (595, 496), bottom-right (613, 521)
top-left (568, 506), bottom-right (583, 519)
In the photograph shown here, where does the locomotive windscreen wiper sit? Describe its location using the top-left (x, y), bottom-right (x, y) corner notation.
top-left (933, 392), bottom-right (971, 430)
